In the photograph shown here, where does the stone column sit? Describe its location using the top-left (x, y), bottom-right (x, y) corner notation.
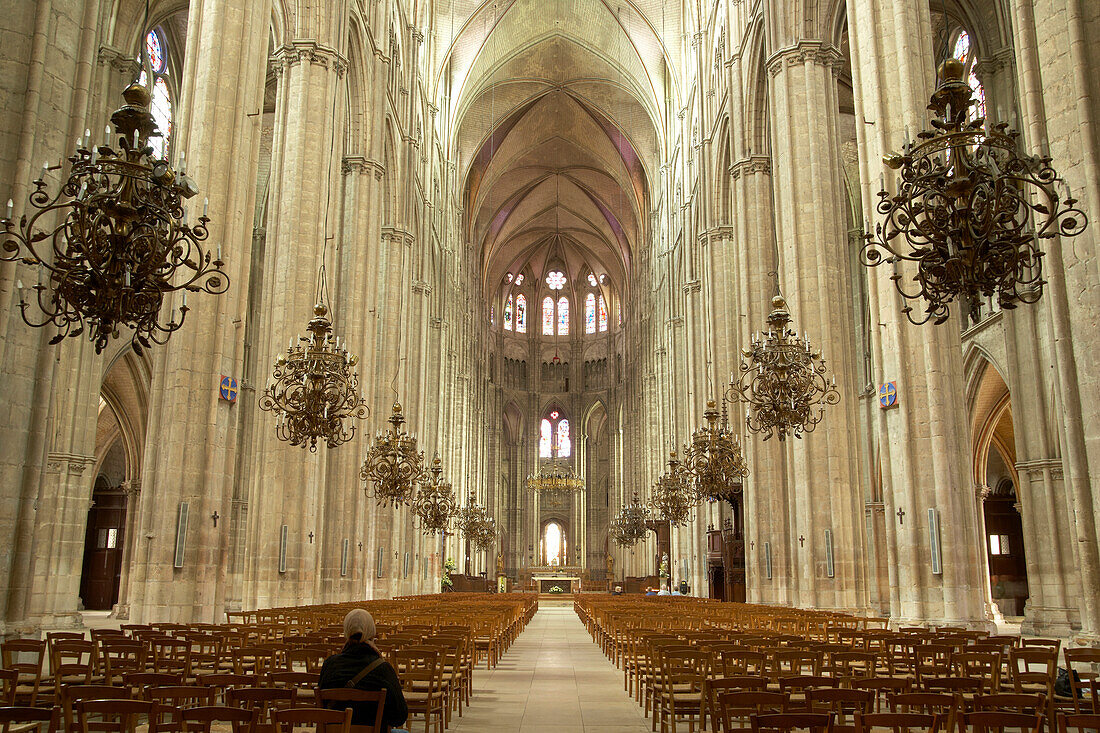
top-left (127, 0), bottom-right (270, 623)
top-left (767, 38), bottom-right (867, 612)
top-left (848, 0), bottom-right (989, 625)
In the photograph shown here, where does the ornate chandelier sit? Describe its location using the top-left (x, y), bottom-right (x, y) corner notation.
top-left (862, 58), bottom-right (1087, 325)
top-left (609, 492), bottom-right (650, 547)
top-left (456, 492), bottom-right (497, 550)
top-left (360, 401), bottom-right (425, 506)
top-left (682, 399), bottom-right (749, 504)
top-left (650, 450), bottom-right (695, 527)
top-left (732, 295), bottom-right (840, 441)
top-left (525, 467), bottom-right (584, 492)
top-left (258, 302), bottom-right (367, 451)
top-left (0, 83), bottom-right (227, 355)
top-left (413, 455), bottom-right (458, 535)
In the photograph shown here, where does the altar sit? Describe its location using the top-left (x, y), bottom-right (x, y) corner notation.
top-left (534, 575), bottom-right (580, 593)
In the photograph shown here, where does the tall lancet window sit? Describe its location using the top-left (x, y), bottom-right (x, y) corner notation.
top-left (542, 297), bottom-right (554, 334)
top-left (557, 419), bottom-right (571, 457)
top-left (515, 294), bottom-right (527, 333)
top-left (504, 294), bottom-right (513, 330)
top-left (952, 30), bottom-right (987, 120)
top-left (585, 293), bottom-right (596, 333)
top-left (539, 418), bottom-right (553, 458)
top-left (557, 297), bottom-right (569, 335)
top-left (598, 295), bottom-right (608, 332)
top-left (138, 29), bottom-right (172, 159)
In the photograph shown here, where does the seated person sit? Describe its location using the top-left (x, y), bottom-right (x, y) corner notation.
top-left (644, 587), bottom-right (658, 596)
top-left (612, 585), bottom-right (623, 596)
top-left (319, 609), bottom-right (409, 732)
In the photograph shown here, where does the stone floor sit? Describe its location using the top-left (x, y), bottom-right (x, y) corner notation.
top-left (445, 605), bottom-right (650, 732)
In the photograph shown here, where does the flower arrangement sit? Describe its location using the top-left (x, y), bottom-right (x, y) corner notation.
top-left (441, 557), bottom-right (456, 590)
top-left (548, 585), bottom-right (565, 594)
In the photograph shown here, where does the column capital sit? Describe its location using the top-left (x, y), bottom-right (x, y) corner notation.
top-left (729, 155), bottom-right (771, 179)
top-left (341, 156), bottom-right (386, 179)
top-left (766, 41), bottom-right (843, 77)
top-left (273, 41), bottom-right (348, 77)
top-left (45, 453), bottom-right (96, 475)
top-left (98, 45), bottom-right (139, 76)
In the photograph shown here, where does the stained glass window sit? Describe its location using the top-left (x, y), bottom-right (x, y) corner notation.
top-left (953, 30), bottom-right (970, 65)
top-left (585, 293), bottom-right (596, 333)
top-left (504, 294), bottom-right (513, 330)
top-left (539, 419), bottom-right (552, 458)
top-left (146, 29), bottom-right (166, 73)
top-left (588, 273), bottom-right (598, 287)
top-left (618, 302), bottom-right (622, 326)
top-left (506, 273), bottom-right (514, 283)
top-left (490, 305), bottom-right (494, 326)
top-left (557, 297), bottom-right (569, 335)
top-left (557, 419), bottom-right (571, 457)
top-left (515, 274), bottom-right (524, 285)
top-left (542, 297), bottom-right (554, 334)
top-left (515, 294), bottom-right (527, 333)
top-left (598, 295), bottom-right (608, 332)
top-left (952, 30), bottom-right (987, 121)
top-left (546, 271), bottom-right (566, 290)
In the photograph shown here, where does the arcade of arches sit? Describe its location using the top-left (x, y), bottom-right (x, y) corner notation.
top-left (1, 0), bottom-right (1100, 647)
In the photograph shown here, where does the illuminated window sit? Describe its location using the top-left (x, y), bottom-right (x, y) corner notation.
top-left (515, 274), bottom-right (524, 285)
top-left (490, 305), bottom-right (494, 326)
top-left (546, 271), bottom-right (566, 290)
top-left (588, 273), bottom-right (598, 287)
top-left (952, 30), bottom-right (987, 120)
top-left (989, 534), bottom-right (1011, 556)
top-left (585, 293), bottom-right (596, 333)
top-left (137, 29), bottom-right (172, 159)
top-left (515, 294), bottom-right (527, 333)
top-left (557, 297), bottom-right (569, 335)
top-left (557, 419), bottom-right (571, 457)
top-left (543, 521), bottom-right (564, 565)
top-left (542, 297), bottom-right (554, 334)
top-left (539, 419), bottom-right (552, 458)
top-left (504, 294), bottom-right (513, 330)
top-left (506, 273), bottom-right (514, 283)
top-left (598, 295), bottom-right (608, 332)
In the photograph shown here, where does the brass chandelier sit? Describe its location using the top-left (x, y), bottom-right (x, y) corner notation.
top-left (413, 454), bottom-right (458, 535)
top-left (1, 83), bottom-right (226, 355)
top-left (258, 301), bottom-right (367, 451)
top-left (682, 399), bottom-right (749, 505)
top-left (456, 492), bottom-right (497, 550)
top-left (862, 58), bottom-right (1087, 325)
top-left (360, 401), bottom-right (425, 506)
top-left (609, 492), bottom-right (650, 547)
top-left (526, 467), bottom-right (584, 492)
top-left (733, 295), bottom-right (840, 441)
top-left (650, 449), bottom-right (695, 527)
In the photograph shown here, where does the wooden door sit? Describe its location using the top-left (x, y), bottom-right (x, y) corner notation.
top-left (79, 490), bottom-right (127, 610)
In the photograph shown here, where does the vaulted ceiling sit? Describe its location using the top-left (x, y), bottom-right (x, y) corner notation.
top-left (435, 0), bottom-right (671, 299)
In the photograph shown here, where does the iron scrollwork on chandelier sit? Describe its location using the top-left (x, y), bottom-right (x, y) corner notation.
top-left (1, 83), bottom-right (227, 354)
top-left (413, 454), bottom-right (458, 535)
top-left (609, 492), bottom-right (651, 547)
top-left (862, 58), bottom-right (1087, 325)
top-left (682, 399), bottom-right (749, 505)
top-left (650, 449), bottom-right (695, 527)
top-left (733, 295), bottom-right (840, 441)
top-left (360, 401), bottom-right (425, 507)
top-left (525, 467), bottom-right (584, 492)
top-left (258, 302), bottom-right (368, 451)
top-left (456, 492), bottom-right (497, 551)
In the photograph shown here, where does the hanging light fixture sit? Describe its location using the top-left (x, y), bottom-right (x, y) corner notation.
top-left (525, 466), bottom-right (584, 492)
top-left (609, 492), bottom-right (651, 547)
top-left (650, 449), bottom-right (695, 527)
top-left (258, 301), bottom-right (368, 451)
top-left (456, 492), bottom-right (497, 550)
top-left (413, 454), bottom-right (458, 535)
top-left (732, 295), bottom-right (840, 441)
top-left (682, 399), bottom-right (749, 505)
top-left (360, 401), bottom-right (425, 506)
top-left (0, 83), bottom-right (226, 355)
top-left (862, 57), bottom-right (1087, 325)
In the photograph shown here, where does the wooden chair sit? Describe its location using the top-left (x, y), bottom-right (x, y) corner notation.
top-left (399, 646), bottom-right (446, 733)
top-left (850, 677), bottom-right (910, 713)
top-left (888, 692), bottom-right (958, 733)
top-left (180, 706), bottom-right (259, 733)
top-left (316, 688), bottom-right (387, 732)
top-left (48, 639), bottom-right (97, 692)
top-left (0, 668), bottom-right (18, 705)
top-left (194, 672), bottom-right (255, 704)
top-left (653, 647), bottom-right (707, 733)
top-left (1, 638), bottom-right (46, 705)
top-left (272, 707), bottom-right (352, 733)
top-left (100, 638), bottom-right (145, 685)
top-left (227, 686), bottom-right (297, 726)
top-left (1056, 712), bottom-right (1100, 733)
top-left (954, 652), bottom-right (1003, 695)
top-left (1063, 648), bottom-right (1100, 714)
top-left (59, 683), bottom-right (132, 733)
top-left (960, 710), bottom-right (1044, 733)
top-left (286, 648), bottom-right (328, 673)
top-left (806, 689), bottom-right (873, 733)
top-left (268, 671), bottom-right (316, 702)
top-left (975, 693), bottom-right (1047, 716)
top-left (124, 671), bottom-right (183, 698)
top-left (705, 678), bottom-right (770, 731)
top-left (780, 677), bottom-right (839, 712)
top-left (751, 712), bottom-right (834, 733)
top-left (0, 705), bottom-right (61, 733)
top-left (853, 711), bottom-right (937, 733)
top-left (74, 699), bottom-right (155, 733)
top-left (717, 691), bottom-right (789, 733)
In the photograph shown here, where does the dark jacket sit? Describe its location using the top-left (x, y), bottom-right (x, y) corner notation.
top-left (319, 642), bottom-right (408, 729)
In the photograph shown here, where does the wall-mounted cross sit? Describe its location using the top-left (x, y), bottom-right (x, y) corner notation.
top-left (897, 508), bottom-right (906, 524)
top-left (211, 511), bottom-right (219, 528)
top-left (308, 531), bottom-right (314, 544)
top-left (798, 535), bottom-right (805, 547)
top-left (750, 541), bottom-right (755, 550)
top-left (358, 542), bottom-right (363, 551)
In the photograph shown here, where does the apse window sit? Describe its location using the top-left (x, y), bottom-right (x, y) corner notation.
top-left (546, 271), bottom-right (566, 290)
top-left (544, 521), bottom-right (564, 566)
top-left (588, 273), bottom-right (598, 287)
top-left (137, 29), bottom-right (172, 159)
top-left (989, 533), bottom-right (1011, 556)
top-left (515, 294), bottom-right (527, 333)
top-left (539, 411), bottom-right (571, 458)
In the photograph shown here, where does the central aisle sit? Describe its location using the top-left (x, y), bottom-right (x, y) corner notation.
top-left (449, 604), bottom-right (650, 732)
